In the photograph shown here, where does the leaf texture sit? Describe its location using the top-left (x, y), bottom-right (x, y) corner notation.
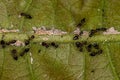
top-left (0, 0), bottom-right (120, 80)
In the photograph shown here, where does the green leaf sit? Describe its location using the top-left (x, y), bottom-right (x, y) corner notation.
top-left (0, 0), bottom-right (120, 80)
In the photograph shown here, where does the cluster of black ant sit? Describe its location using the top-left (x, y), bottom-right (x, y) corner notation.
top-left (73, 27), bottom-right (107, 40)
top-left (77, 18), bottom-right (86, 27)
top-left (10, 35), bottom-right (35, 60)
top-left (87, 43), bottom-right (103, 56)
top-left (73, 18), bottom-right (105, 56)
top-left (75, 41), bottom-right (103, 56)
top-left (0, 39), bottom-right (17, 48)
top-left (41, 42), bottom-right (59, 48)
top-left (89, 28), bottom-right (107, 37)
top-left (2, 34), bottom-right (59, 60)
top-left (75, 41), bottom-right (87, 52)
top-left (0, 35), bottom-right (35, 60)
top-left (1, 16), bottom-right (106, 60)
top-left (73, 18), bottom-right (107, 39)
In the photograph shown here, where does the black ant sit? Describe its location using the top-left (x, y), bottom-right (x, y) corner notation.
top-left (81, 18), bottom-right (86, 23)
top-left (93, 43), bottom-right (99, 49)
top-left (89, 27), bottom-right (107, 37)
top-left (96, 28), bottom-right (107, 31)
top-left (75, 42), bottom-right (83, 48)
top-left (51, 42), bottom-right (59, 48)
top-left (77, 18), bottom-right (86, 27)
top-left (20, 48), bottom-right (30, 56)
top-left (89, 49), bottom-right (103, 56)
top-left (29, 35), bottom-right (35, 40)
top-left (20, 13), bottom-right (32, 19)
top-left (100, 28), bottom-right (107, 31)
top-left (89, 29), bottom-right (97, 37)
top-left (31, 35), bottom-right (35, 39)
top-left (7, 40), bottom-right (16, 45)
top-left (24, 39), bottom-right (30, 46)
top-left (86, 44), bottom-right (92, 52)
top-left (11, 49), bottom-right (18, 60)
top-left (89, 52), bottom-right (97, 56)
top-left (0, 40), bottom-right (6, 48)
top-left (41, 42), bottom-right (49, 48)
top-left (73, 31), bottom-right (83, 40)
top-left (0, 40), bottom-right (5, 45)
top-left (24, 35), bottom-right (35, 46)
top-left (51, 42), bottom-right (55, 46)
top-left (75, 42), bottom-right (84, 52)
top-left (73, 34), bottom-right (79, 40)
top-left (24, 48), bottom-right (30, 52)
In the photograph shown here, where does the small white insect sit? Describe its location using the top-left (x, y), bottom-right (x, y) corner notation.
top-left (29, 52), bottom-right (33, 64)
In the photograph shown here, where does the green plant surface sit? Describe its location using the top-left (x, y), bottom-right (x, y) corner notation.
top-left (0, 0), bottom-right (120, 80)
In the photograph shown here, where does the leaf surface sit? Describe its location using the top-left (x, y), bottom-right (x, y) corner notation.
top-left (0, 0), bottom-right (120, 80)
